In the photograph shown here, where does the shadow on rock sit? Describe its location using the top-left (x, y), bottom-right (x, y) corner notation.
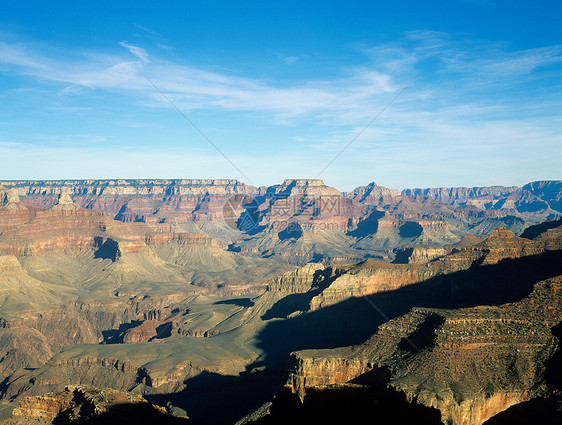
top-left (252, 251), bottom-right (562, 369)
top-left (243, 385), bottom-right (442, 425)
top-left (154, 251), bottom-right (561, 424)
top-left (53, 402), bottom-right (193, 425)
top-left (483, 397), bottom-right (562, 425)
top-left (146, 370), bottom-right (285, 425)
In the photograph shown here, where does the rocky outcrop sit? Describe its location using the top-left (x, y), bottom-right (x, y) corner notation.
top-left (2, 179), bottom-right (257, 197)
top-left (311, 227), bottom-right (559, 310)
top-left (2, 179), bottom-right (560, 266)
top-left (0, 188), bottom-right (27, 212)
top-left (523, 180), bottom-right (562, 212)
top-left (0, 194), bottom-right (218, 257)
top-left (2, 179), bottom-right (259, 226)
top-left (287, 272), bottom-right (562, 425)
top-left (2, 385), bottom-right (188, 424)
top-left (401, 182), bottom-right (562, 215)
top-left (348, 181), bottom-right (400, 204)
top-left (0, 255), bottom-right (25, 275)
top-left (254, 179), bottom-right (351, 234)
top-left (287, 353), bottom-right (371, 401)
top-left (268, 179), bottom-right (341, 198)
top-left (401, 186), bottom-right (521, 205)
top-left (394, 246), bottom-right (449, 264)
top-left (0, 300), bottom-right (142, 379)
top-left (267, 264), bottom-right (327, 293)
top-left (49, 192), bottom-right (76, 211)
top-left (278, 223), bottom-right (562, 425)
top-left (309, 261), bottom-right (430, 310)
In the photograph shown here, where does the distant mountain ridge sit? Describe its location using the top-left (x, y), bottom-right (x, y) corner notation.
top-left (402, 180), bottom-right (562, 215)
top-left (1, 180), bottom-right (560, 265)
top-left (3, 179), bottom-right (560, 212)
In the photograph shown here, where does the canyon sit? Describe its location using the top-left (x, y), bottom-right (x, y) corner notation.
top-left (2, 178), bottom-right (560, 265)
top-left (0, 180), bottom-right (560, 424)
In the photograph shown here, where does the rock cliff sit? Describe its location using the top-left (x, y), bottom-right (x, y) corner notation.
top-left (401, 181), bottom-right (562, 216)
top-left (276, 226), bottom-right (562, 425)
top-left (0, 188), bottom-right (27, 212)
top-left (2, 385), bottom-right (190, 424)
top-left (2, 179), bottom-right (560, 266)
top-left (287, 274), bottom-right (562, 424)
top-left (309, 227), bottom-right (555, 310)
top-left (0, 179), bottom-right (561, 424)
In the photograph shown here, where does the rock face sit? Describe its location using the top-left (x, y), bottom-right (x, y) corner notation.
top-left (0, 195), bottom-right (292, 395)
top-left (268, 179), bottom-right (341, 197)
top-left (249, 223), bottom-right (562, 425)
top-left (401, 185), bottom-right (521, 205)
top-left (0, 188), bottom-right (27, 212)
top-left (0, 190), bottom-right (215, 257)
top-left (288, 275), bottom-right (562, 425)
top-left (523, 180), bottom-right (562, 212)
top-left (267, 263), bottom-right (327, 293)
top-left (255, 179), bottom-right (350, 233)
top-left (308, 227), bottom-right (556, 310)
top-left (49, 192), bottom-right (76, 211)
top-left (2, 179), bottom-right (561, 266)
top-left (1, 179), bottom-right (562, 425)
top-left (2, 179), bottom-right (259, 225)
top-left (348, 181), bottom-right (400, 203)
top-left (2, 179), bottom-right (257, 197)
top-left (2, 385), bottom-right (190, 424)
top-left (401, 181), bottom-right (562, 216)
top-left (394, 246), bottom-right (449, 264)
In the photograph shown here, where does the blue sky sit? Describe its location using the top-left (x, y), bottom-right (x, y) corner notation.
top-left (0, 0), bottom-right (561, 190)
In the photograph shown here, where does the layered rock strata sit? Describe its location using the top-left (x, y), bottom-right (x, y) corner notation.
top-left (280, 226), bottom-right (562, 425)
top-left (2, 385), bottom-right (189, 424)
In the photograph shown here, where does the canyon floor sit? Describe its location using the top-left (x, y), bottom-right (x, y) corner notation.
top-left (0, 179), bottom-right (561, 424)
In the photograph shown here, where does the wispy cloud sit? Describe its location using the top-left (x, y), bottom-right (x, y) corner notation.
top-left (0, 35), bottom-right (402, 121)
top-left (0, 30), bottom-right (560, 189)
top-left (132, 23), bottom-right (165, 39)
top-left (115, 121), bottom-right (151, 128)
top-left (1, 32), bottom-right (560, 124)
top-left (119, 41), bottom-right (150, 63)
top-left (433, 42), bottom-right (562, 83)
top-left (0, 141), bottom-right (26, 147)
top-left (39, 134), bottom-right (108, 146)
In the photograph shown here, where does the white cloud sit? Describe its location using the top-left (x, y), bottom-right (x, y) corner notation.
top-left (0, 141), bottom-right (26, 147)
top-left (0, 32), bottom-right (560, 122)
top-left (283, 56), bottom-right (298, 64)
top-left (0, 36), bottom-right (402, 121)
top-left (0, 31), bottom-right (560, 189)
top-left (38, 134), bottom-right (108, 146)
top-left (132, 23), bottom-right (165, 39)
top-left (119, 41), bottom-right (150, 63)
top-left (441, 44), bottom-right (562, 79)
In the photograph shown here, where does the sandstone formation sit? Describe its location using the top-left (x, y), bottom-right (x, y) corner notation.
top-left (2, 178), bottom-right (560, 266)
top-left (0, 196), bottom-right (291, 403)
top-left (2, 179), bottom-right (258, 227)
top-left (249, 227), bottom-right (561, 425)
top-left (348, 181), bottom-right (400, 203)
top-left (0, 179), bottom-right (561, 424)
top-left (306, 227), bottom-right (556, 310)
top-left (401, 185), bottom-right (521, 206)
top-left (2, 385), bottom-right (190, 424)
top-left (0, 188), bottom-right (27, 212)
top-left (286, 273), bottom-right (562, 425)
top-left (402, 180), bottom-right (562, 217)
